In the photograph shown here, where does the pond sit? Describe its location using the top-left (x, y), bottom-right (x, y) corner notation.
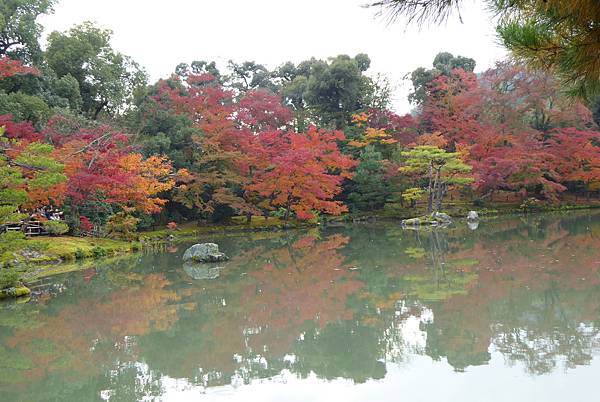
top-left (1, 212), bottom-right (599, 401)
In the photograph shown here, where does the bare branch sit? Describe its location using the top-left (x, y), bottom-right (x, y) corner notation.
top-left (368, 0), bottom-right (464, 26)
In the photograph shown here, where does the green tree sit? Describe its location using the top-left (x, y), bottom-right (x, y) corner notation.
top-left (0, 62), bottom-right (83, 116)
top-left (175, 60), bottom-right (222, 82)
top-left (400, 145), bottom-right (473, 213)
top-left (0, 91), bottom-right (51, 128)
top-left (226, 60), bottom-right (277, 95)
top-left (274, 54), bottom-right (379, 129)
top-left (132, 76), bottom-right (199, 170)
top-left (50, 73), bottom-right (83, 110)
top-left (0, 127), bottom-right (66, 225)
top-left (45, 22), bottom-right (147, 119)
top-left (348, 146), bottom-right (390, 211)
top-left (0, 0), bottom-right (55, 63)
top-left (401, 187), bottom-right (424, 208)
top-left (496, 0), bottom-right (600, 98)
top-left (304, 54), bottom-right (372, 128)
top-left (409, 52), bottom-right (475, 106)
top-left (281, 73), bottom-right (310, 131)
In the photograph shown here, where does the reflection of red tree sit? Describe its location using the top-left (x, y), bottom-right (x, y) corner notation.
top-left (6, 274), bottom-right (180, 386)
top-left (82, 268), bottom-right (97, 283)
top-left (240, 234), bottom-right (363, 356)
top-left (453, 221), bottom-right (600, 297)
top-left (142, 234), bottom-right (362, 381)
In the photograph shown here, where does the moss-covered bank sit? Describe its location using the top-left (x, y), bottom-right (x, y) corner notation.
top-left (0, 286), bottom-right (31, 299)
top-left (33, 236), bottom-right (138, 262)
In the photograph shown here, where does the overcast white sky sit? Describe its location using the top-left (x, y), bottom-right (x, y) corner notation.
top-left (39, 0), bottom-right (507, 114)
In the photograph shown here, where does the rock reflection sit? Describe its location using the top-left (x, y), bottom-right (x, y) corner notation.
top-left (183, 262), bottom-right (223, 280)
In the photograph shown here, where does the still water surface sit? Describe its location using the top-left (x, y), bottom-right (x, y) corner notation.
top-left (1, 212), bottom-right (599, 401)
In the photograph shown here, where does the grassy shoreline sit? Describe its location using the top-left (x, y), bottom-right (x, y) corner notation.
top-left (3, 202), bottom-right (599, 285)
top-left (5, 217), bottom-right (317, 282)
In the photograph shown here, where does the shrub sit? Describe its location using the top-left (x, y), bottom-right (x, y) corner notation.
top-left (91, 246), bottom-right (107, 258)
top-left (520, 197), bottom-right (542, 212)
top-left (74, 248), bottom-right (85, 259)
top-left (0, 267), bottom-right (22, 290)
top-left (105, 213), bottom-right (140, 240)
top-left (43, 221), bottom-right (69, 236)
top-left (0, 232), bottom-right (28, 266)
top-left (79, 216), bottom-right (94, 233)
top-left (473, 198), bottom-right (485, 207)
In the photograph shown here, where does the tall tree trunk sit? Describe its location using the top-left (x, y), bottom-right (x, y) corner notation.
top-left (284, 200), bottom-right (291, 221)
top-left (431, 167), bottom-right (441, 213)
top-left (92, 101), bottom-right (108, 120)
top-left (435, 182), bottom-right (446, 212)
top-left (427, 164), bottom-right (434, 213)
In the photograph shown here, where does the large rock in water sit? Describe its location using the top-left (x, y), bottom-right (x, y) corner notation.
top-left (402, 217), bottom-right (422, 226)
top-left (183, 243), bottom-right (229, 263)
top-left (467, 211), bottom-right (479, 221)
top-left (431, 212), bottom-right (453, 224)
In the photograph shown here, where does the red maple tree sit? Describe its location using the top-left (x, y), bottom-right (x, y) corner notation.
top-left (248, 126), bottom-right (357, 220)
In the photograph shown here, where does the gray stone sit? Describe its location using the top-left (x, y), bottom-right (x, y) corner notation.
top-left (183, 243), bottom-right (229, 263)
top-left (431, 212), bottom-right (453, 223)
top-left (401, 217), bottom-right (421, 226)
top-left (183, 262), bottom-right (223, 280)
top-left (467, 211), bottom-right (479, 221)
top-left (20, 249), bottom-right (45, 259)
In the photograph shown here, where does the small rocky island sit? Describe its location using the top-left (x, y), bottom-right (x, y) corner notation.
top-left (401, 212), bottom-right (454, 227)
top-left (183, 243), bottom-right (229, 263)
top-left (401, 211), bottom-right (479, 228)
top-left (182, 243), bottom-right (229, 281)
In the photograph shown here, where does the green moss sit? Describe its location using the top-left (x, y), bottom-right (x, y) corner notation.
top-left (0, 286), bottom-right (31, 299)
top-left (34, 236), bottom-right (131, 260)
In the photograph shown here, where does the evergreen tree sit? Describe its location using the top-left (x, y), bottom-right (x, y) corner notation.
top-left (348, 146), bottom-right (389, 211)
top-left (373, 0), bottom-right (600, 98)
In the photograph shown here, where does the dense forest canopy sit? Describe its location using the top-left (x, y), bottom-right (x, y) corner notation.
top-left (0, 0), bottom-right (598, 240)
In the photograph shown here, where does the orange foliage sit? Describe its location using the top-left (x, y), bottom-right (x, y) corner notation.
top-left (117, 154), bottom-right (175, 213)
top-left (415, 131), bottom-right (448, 148)
top-left (348, 112), bottom-right (399, 148)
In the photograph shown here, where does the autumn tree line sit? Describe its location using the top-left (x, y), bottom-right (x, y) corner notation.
top-left (1, 1), bottom-right (599, 240)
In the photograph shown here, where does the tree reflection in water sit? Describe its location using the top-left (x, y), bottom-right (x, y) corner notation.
top-left (0, 212), bottom-right (599, 400)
